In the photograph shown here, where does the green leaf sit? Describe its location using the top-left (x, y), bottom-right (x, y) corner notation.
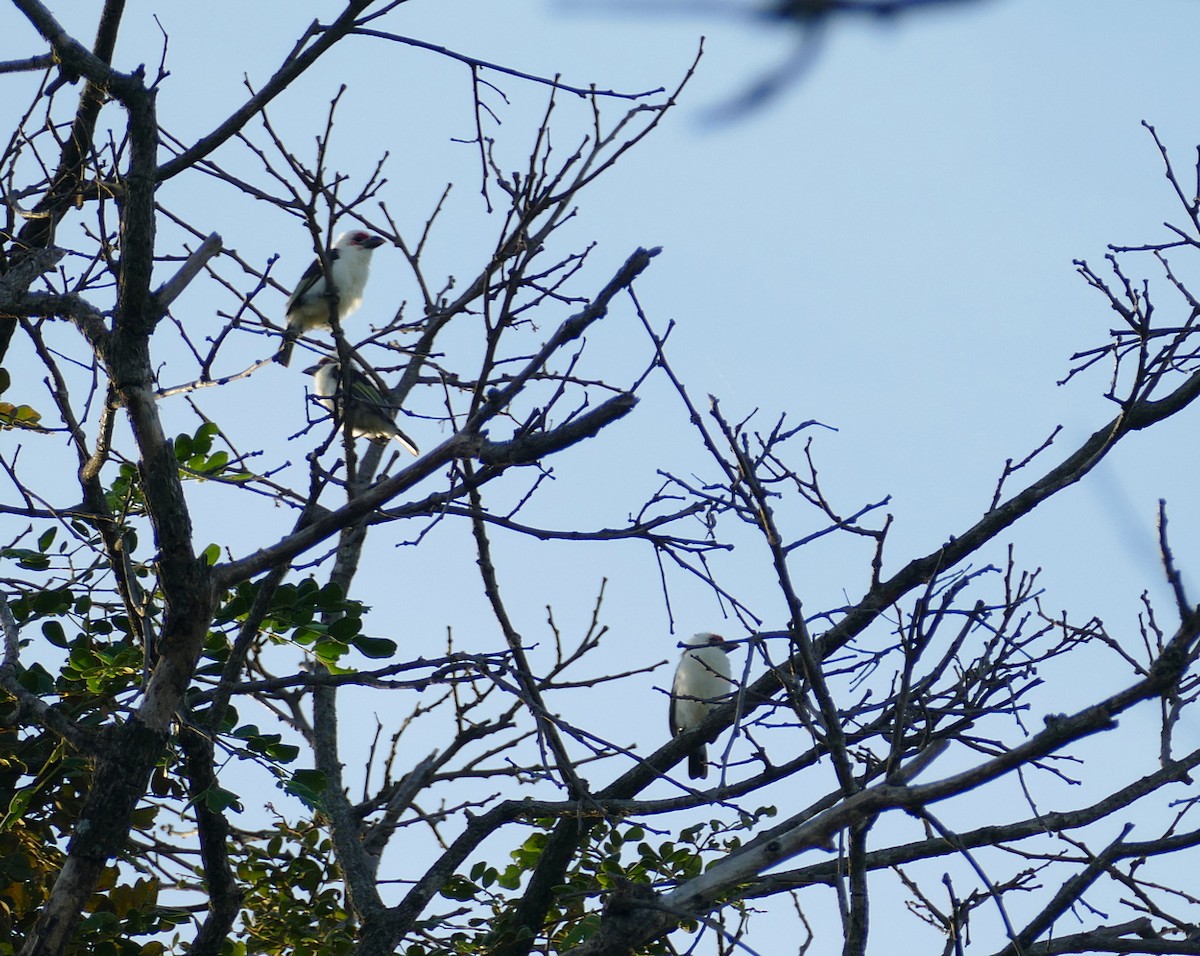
top-left (558, 913), bottom-right (601, 949)
top-left (201, 785), bottom-right (243, 813)
top-left (0, 787), bottom-right (35, 832)
top-left (497, 866), bottom-right (522, 890)
top-left (439, 875), bottom-right (479, 902)
top-left (351, 634), bottom-right (397, 659)
top-left (266, 742), bottom-right (300, 763)
top-left (283, 769), bottom-right (326, 810)
top-left (41, 619), bottom-right (68, 648)
top-left (0, 402), bottom-right (42, 428)
top-left (67, 646), bottom-right (98, 673)
top-left (292, 625), bottom-right (322, 645)
top-left (4, 548), bottom-right (50, 571)
top-left (32, 588), bottom-right (72, 614)
top-left (316, 581), bottom-right (346, 609)
top-left (313, 639), bottom-right (346, 664)
top-left (18, 662), bottom-right (54, 694)
top-left (192, 422), bottom-right (219, 454)
top-left (327, 617), bottom-right (361, 642)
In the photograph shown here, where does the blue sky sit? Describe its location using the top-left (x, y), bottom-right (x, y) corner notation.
top-left (5, 0), bottom-right (1200, 949)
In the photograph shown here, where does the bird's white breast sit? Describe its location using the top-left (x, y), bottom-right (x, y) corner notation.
top-left (329, 249), bottom-right (372, 315)
top-left (673, 645), bottom-right (732, 731)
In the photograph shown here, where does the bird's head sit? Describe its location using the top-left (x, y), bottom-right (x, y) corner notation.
top-left (681, 632), bottom-right (730, 652)
top-left (302, 357), bottom-right (339, 377)
top-left (336, 230), bottom-right (386, 251)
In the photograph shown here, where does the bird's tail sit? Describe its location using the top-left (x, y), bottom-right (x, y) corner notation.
top-left (274, 329), bottom-right (297, 367)
top-left (390, 425), bottom-right (420, 458)
top-left (688, 747), bottom-right (708, 780)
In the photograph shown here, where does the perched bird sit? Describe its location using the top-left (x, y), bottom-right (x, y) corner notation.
top-left (304, 357), bottom-right (419, 456)
top-left (669, 633), bottom-right (734, 780)
top-left (275, 230), bottom-right (386, 367)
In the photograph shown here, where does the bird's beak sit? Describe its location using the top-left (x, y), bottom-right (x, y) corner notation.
top-left (302, 364), bottom-right (320, 375)
top-left (364, 236), bottom-right (386, 249)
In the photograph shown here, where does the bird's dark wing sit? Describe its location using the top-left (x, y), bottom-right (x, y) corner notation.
top-left (348, 369), bottom-right (420, 456)
top-left (346, 367), bottom-right (389, 411)
top-left (285, 248), bottom-right (341, 315)
top-left (669, 668), bottom-right (683, 737)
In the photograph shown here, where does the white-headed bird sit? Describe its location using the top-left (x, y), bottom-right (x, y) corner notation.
top-left (669, 632), bottom-right (733, 780)
top-left (305, 357), bottom-right (419, 457)
top-left (275, 230), bottom-right (385, 367)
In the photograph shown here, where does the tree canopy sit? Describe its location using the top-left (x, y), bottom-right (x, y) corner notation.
top-left (2, 2), bottom-right (1200, 955)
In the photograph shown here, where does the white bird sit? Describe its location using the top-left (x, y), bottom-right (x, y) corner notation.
top-left (275, 230), bottom-right (385, 367)
top-left (669, 633), bottom-right (733, 780)
top-left (304, 357), bottom-right (419, 456)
